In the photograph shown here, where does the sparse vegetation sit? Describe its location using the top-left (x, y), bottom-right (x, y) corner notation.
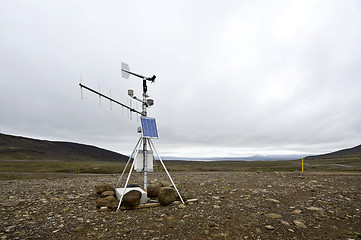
top-left (0, 133), bottom-right (360, 179)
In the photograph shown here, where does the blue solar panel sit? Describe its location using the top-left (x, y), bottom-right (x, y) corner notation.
top-left (140, 116), bottom-right (159, 138)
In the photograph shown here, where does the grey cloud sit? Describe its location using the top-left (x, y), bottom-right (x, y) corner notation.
top-left (1, 0), bottom-right (360, 157)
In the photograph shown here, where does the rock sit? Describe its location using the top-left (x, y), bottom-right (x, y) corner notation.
top-left (95, 185), bottom-right (114, 194)
top-left (87, 193), bottom-right (98, 200)
top-left (160, 181), bottom-right (171, 187)
top-left (293, 220), bottom-right (307, 229)
top-left (306, 207), bottom-right (326, 216)
top-left (122, 190), bottom-right (141, 208)
top-left (100, 206), bottom-right (108, 211)
top-left (68, 195), bottom-right (77, 200)
top-left (158, 187), bottom-right (177, 206)
top-left (2, 200), bottom-right (20, 207)
top-left (96, 198), bottom-right (108, 208)
top-left (104, 195), bottom-right (116, 201)
top-left (178, 204), bottom-right (186, 209)
top-left (147, 184), bottom-right (160, 198)
top-left (292, 209), bottom-right (302, 214)
top-left (265, 213), bottom-right (282, 219)
top-left (101, 191), bottom-right (115, 197)
top-left (264, 225), bottom-right (275, 230)
top-left (306, 206), bottom-right (324, 211)
top-left (281, 220), bottom-right (290, 226)
top-left (107, 198), bottom-right (120, 210)
top-left (265, 198), bottom-right (280, 203)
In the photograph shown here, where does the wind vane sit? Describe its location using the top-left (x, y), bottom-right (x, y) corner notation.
top-left (79, 62), bottom-right (184, 211)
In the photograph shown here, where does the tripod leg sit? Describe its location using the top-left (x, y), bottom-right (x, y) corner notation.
top-left (148, 139), bottom-right (185, 204)
top-left (116, 138), bottom-right (143, 212)
top-left (116, 137), bottom-right (142, 187)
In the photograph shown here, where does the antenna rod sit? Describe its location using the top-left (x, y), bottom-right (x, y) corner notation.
top-left (79, 83), bottom-right (142, 115)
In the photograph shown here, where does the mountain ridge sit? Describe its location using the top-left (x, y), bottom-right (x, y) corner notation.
top-left (163, 154), bottom-right (308, 161)
top-left (305, 143), bottom-right (361, 161)
top-left (0, 133), bottom-right (127, 162)
top-left (1, 132), bottom-right (360, 163)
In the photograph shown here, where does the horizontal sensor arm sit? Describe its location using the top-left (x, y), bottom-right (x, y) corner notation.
top-left (121, 69), bottom-right (156, 83)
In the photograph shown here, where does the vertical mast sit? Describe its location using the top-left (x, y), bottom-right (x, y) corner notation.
top-left (142, 79), bottom-right (148, 191)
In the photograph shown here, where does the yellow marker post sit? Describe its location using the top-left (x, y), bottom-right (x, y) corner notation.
top-left (302, 158), bottom-right (304, 172)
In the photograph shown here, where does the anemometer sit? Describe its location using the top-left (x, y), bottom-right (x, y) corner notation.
top-left (79, 62), bottom-right (184, 211)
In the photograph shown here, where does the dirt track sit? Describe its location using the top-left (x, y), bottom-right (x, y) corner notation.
top-left (1, 171), bottom-right (361, 239)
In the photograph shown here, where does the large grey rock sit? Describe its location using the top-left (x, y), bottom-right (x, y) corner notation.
top-left (95, 185), bottom-right (114, 195)
top-left (107, 198), bottom-right (120, 210)
top-left (104, 195), bottom-right (116, 201)
top-left (122, 190), bottom-right (141, 208)
top-left (147, 184), bottom-right (160, 198)
top-left (158, 187), bottom-right (177, 206)
top-left (101, 191), bottom-right (115, 197)
top-left (160, 181), bottom-right (171, 187)
top-left (96, 198), bottom-right (108, 208)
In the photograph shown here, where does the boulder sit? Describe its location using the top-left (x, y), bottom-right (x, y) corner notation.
top-left (101, 191), bottom-right (115, 197)
top-left (104, 195), bottom-right (116, 201)
top-left (147, 184), bottom-right (160, 198)
top-left (158, 187), bottom-right (177, 206)
top-left (160, 181), bottom-right (171, 187)
top-left (107, 198), bottom-right (120, 210)
top-left (96, 198), bottom-right (108, 208)
top-left (95, 185), bottom-right (114, 195)
top-left (122, 190), bottom-right (141, 208)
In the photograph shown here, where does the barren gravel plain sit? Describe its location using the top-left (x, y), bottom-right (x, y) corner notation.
top-left (1, 171), bottom-right (361, 240)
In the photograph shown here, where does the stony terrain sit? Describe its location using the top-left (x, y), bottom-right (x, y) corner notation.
top-left (1, 171), bottom-right (361, 240)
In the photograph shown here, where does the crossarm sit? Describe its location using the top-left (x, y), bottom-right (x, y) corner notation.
top-left (79, 83), bottom-right (142, 115)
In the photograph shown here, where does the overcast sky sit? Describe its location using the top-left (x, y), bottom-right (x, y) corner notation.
top-left (1, 0), bottom-right (360, 158)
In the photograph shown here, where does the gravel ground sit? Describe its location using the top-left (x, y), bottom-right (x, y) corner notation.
top-left (1, 171), bottom-right (361, 240)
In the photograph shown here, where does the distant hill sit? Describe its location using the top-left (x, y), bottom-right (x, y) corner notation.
top-left (164, 154), bottom-right (307, 161)
top-left (305, 144), bottom-right (361, 162)
top-left (0, 133), bottom-right (128, 162)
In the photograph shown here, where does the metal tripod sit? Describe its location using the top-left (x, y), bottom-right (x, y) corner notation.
top-left (115, 136), bottom-right (184, 212)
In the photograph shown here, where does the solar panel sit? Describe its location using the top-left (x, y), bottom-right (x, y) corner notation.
top-left (140, 116), bottom-right (159, 138)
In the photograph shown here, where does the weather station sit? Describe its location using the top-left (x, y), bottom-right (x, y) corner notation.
top-left (79, 62), bottom-right (184, 211)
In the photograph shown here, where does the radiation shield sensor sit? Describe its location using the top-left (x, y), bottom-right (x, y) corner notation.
top-left (134, 150), bottom-right (154, 172)
top-left (140, 116), bottom-right (159, 138)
